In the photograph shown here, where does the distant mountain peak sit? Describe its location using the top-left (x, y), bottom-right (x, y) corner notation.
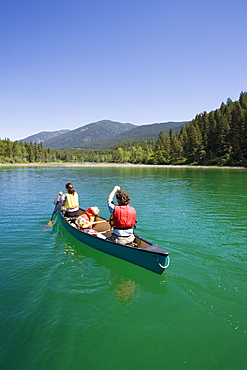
top-left (20, 119), bottom-right (190, 150)
top-left (20, 129), bottom-right (70, 144)
top-left (39, 120), bottom-right (136, 149)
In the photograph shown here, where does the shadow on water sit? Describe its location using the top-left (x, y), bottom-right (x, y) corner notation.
top-left (53, 222), bottom-right (168, 304)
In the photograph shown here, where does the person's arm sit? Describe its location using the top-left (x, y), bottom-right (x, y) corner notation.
top-left (108, 186), bottom-right (120, 203)
top-left (107, 186), bottom-right (120, 214)
top-left (53, 192), bottom-right (66, 213)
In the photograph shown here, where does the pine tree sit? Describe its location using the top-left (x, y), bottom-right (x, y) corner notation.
top-left (154, 131), bottom-right (171, 164)
top-left (179, 125), bottom-right (189, 157)
top-left (230, 102), bottom-right (245, 160)
top-left (201, 112), bottom-right (210, 152)
top-left (243, 111), bottom-right (247, 159)
top-left (214, 110), bottom-right (230, 157)
top-left (239, 91), bottom-right (247, 110)
top-left (28, 143), bottom-right (35, 162)
top-left (155, 131), bottom-right (170, 151)
top-left (187, 123), bottom-right (202, 162)
top-left (170, 134), bottom-right (184, 163)
top-left (5, 139), bottom-right (13, 161)
top-left (207, 111), bottom-right (217, 158)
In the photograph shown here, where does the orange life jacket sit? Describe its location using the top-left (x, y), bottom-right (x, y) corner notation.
top-left (113, 205), bottom-right (136, 229)
top-left (76, 207), bottom-right (100, 229)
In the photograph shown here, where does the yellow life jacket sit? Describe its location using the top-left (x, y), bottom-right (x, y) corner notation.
top-left (64, 192), bottom-right (79, 209)
top-left (109, 215), bottom-right (115, 228)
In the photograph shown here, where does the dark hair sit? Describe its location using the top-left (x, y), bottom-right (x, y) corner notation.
top-left (66, 183), bottom-right (75, 194)
top-left (116, 190), bottom-right (130, 205)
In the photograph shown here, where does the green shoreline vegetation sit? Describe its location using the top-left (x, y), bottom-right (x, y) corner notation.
top-left (1, 92), bottom-right (247, 167)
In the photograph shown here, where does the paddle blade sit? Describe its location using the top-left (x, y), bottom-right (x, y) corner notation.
top-left (41, 224), bottom-right (49, 232)
top-left (41, 220), bottom-right (53, 232)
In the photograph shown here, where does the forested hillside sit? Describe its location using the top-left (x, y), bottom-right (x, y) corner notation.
top-left (1, 92), bottom-right (247, 166)
top-left (76, 121), bottom-right (189, 149)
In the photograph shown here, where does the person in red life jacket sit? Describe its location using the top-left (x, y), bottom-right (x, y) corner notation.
top-left (107, 186), bottom-right (136, 245)
top-left (58, 183), bottom-right (80, 218)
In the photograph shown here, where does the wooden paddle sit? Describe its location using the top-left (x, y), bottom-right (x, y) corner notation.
top-left (92, 220), bottom-right (108, 224)
top-left (97, 229), bottom-right (111, 234)
top-left (79, 219), bottom-right (109, 229)
top-left (42, 195), bottom-right (65, 231)
top-left (41, 206), bottom-right (57, 231)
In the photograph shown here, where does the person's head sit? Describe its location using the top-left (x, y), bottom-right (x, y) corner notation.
top-left (66, 183), bottom-right (75, 194)
top-left (116, 190), bottom-right (130, 205)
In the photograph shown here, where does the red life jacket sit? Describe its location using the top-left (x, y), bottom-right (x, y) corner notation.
top-left (113, 205), bottom-right (136, 229)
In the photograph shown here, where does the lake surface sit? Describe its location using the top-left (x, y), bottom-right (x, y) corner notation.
top-left (1, 166), bottom-right (246, 369)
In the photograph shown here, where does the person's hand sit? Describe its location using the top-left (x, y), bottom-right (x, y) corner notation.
top-left (108, 186), bottom-right (120, 202)
top-left (58, 191), bottom-right (63, 195)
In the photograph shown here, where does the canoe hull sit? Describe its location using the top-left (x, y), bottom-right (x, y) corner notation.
top-left (57, 210), bottom-right (169, 274)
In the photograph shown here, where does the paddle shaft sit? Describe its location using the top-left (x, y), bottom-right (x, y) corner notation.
top-left (98, 229), bottom-right (111, 234)
top-left (92, 220), bottom-right (108, 224)
top-left (42, 202), bottom-right (58, 231)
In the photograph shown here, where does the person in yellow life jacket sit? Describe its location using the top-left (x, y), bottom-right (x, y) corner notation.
top-left (59, 183), bottom-right (80, 218)
top-left (107, 186), bottom-right (136, 245)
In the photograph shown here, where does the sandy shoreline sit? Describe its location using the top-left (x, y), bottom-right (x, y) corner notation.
top-left (0, 162), bottom-right (246, 169)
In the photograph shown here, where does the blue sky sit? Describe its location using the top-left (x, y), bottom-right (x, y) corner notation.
top-left (1, 0), bottom-right (246, 141)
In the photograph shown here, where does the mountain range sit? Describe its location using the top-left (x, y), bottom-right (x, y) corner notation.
top-left (21, 129), bottom-right (70, 144)
top-left (20, 119), bottom-right (190, 150)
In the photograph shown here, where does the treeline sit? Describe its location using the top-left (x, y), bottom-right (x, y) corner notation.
top-left (1, 92), bottom-right (247, 166)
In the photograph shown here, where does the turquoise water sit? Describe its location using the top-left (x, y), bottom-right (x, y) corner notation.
top-left (1, 166), bottom-right (246, 370)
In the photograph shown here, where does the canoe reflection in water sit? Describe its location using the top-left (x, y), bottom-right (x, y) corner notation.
top-left (55, 231), bottom-right (168, 301)
top-left (110, 276), bottom-right (140, 306)
top-left (56, 239), bottom-right (141, 305)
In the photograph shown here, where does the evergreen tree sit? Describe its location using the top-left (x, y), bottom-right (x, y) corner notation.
top-left (187, 123), bottom-right (202, 162)
top-left (154, 131), bottom-right (171, 164)
top-left (230, 102), bottom-right (245, 160)
top-left (243, 111), bottom-right (247, 159)
top-left (170, 134), bottom-right (184, 163)
top-left (220, 102), bottom-right (232, 127)
top-left (207, 111), bottom-right (217, 158)
top-left (201, 112), bottom-right (210, 152)
top-left (28, 143), bottom-right (35, 162)
top-left (179, 125), bottom-right (189, 156)
top-left (239, 91), bottom-right (247, 110)
top-left (169, 128), bottom-right (173, 138)
top-left (5, 139), bottom-right (13, 161)
top-left (214, 110), bottom-right (230, 157)
top-left (155, 131), bottom-right (170, 151)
